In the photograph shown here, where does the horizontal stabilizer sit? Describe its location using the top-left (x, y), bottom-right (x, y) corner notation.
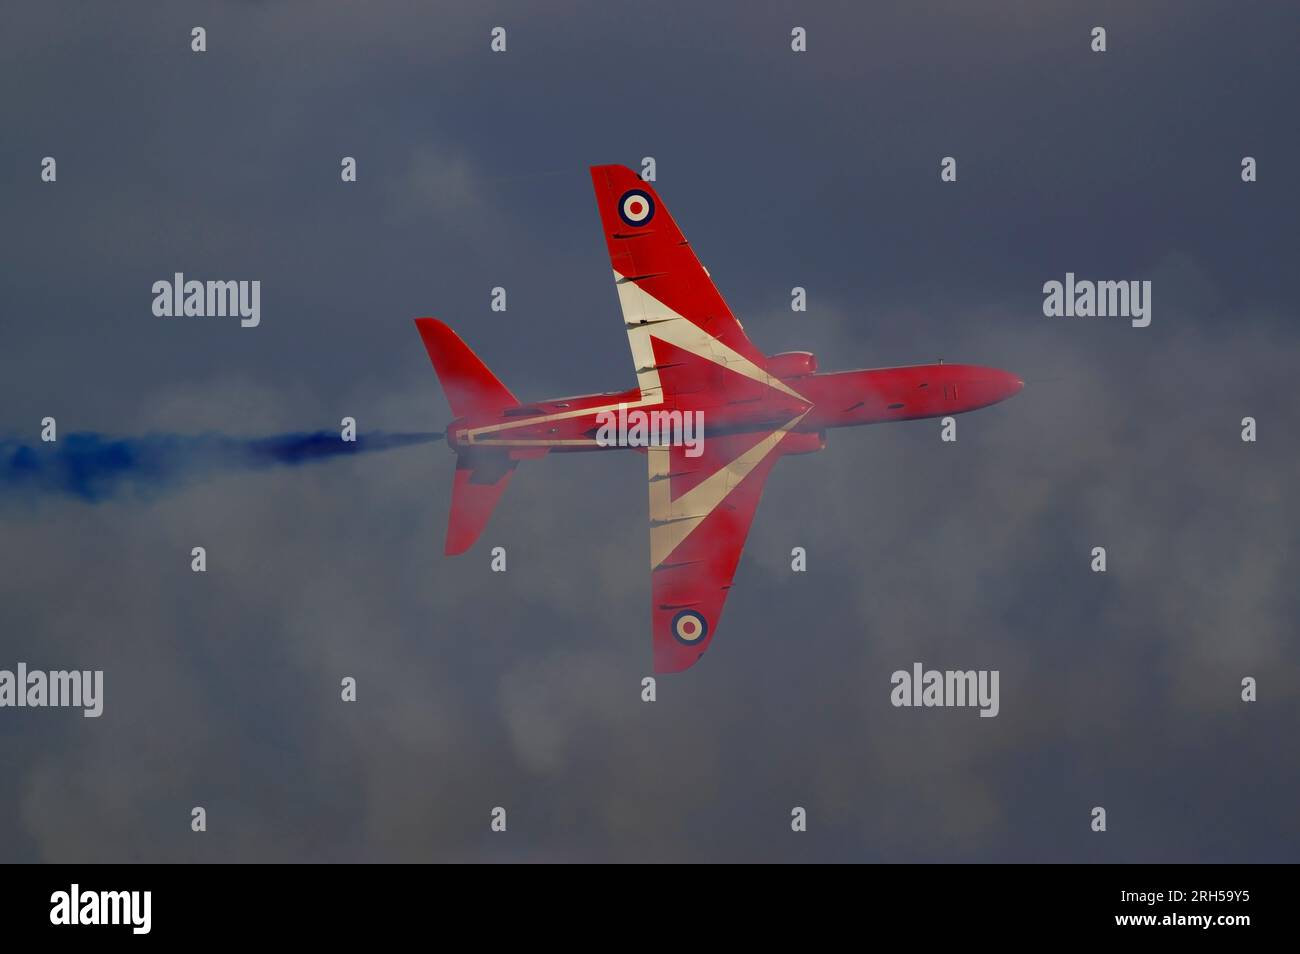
top-left (445, 451), bottom-right (516, 555)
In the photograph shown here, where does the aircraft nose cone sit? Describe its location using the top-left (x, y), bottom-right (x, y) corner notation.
top-left (992, 369), bottom-right (1023, 401)
top-left (973, 369), bottom-right (1023, 407)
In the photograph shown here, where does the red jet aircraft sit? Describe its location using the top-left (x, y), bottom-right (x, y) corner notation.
top-left (416, 165), bottom-right (1023, 673)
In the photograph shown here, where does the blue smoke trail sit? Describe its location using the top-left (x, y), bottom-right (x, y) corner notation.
top-left (0, 430), bottom-right (443, 505)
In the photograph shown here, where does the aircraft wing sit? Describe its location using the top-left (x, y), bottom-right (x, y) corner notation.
top-left (648, 417), bottom-right (807, 672)
top-left (589, 165), bottom-right (807, 410)
top-left (589, 165), bottom-right (818, 671)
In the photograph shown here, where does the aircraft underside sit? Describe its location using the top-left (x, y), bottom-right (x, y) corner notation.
top-left (415, 165), bottom-right (1022, 672)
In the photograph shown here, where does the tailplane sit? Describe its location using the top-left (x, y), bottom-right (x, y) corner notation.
top-left (414, 318), bottom-right (520, 554)
top-left (445, 450), bottom-right (516, 555)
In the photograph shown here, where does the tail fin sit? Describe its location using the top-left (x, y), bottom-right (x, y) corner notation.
top-left (414, 318), bottom-right (518, 419)
top-left (414, 318), bottom-right (519, 555)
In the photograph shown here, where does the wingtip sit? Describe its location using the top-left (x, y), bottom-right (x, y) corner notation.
top-left (589, 163), bottom-right (644, 187)
top-left (653, 645), bottom-right (708, 675)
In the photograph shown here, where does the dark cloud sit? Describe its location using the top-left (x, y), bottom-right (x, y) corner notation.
top-left (1, 1), bottom-right (1296, 862)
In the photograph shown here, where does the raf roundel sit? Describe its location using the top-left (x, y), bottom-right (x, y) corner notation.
top-left (618, 189), bottom-right (655, 227)
top-left (671, 609), bottom-right (708, 645)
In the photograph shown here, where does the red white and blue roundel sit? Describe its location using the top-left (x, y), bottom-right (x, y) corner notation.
top-left (618, 189), bottom-right (655, 227)
top-left (671, 609), bottom-right (708, 645)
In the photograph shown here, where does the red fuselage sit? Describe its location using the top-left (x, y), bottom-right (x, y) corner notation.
top-left (446, 358), bottom-right (1023, 454)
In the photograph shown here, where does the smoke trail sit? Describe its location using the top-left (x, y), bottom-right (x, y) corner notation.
top-left (0, 430), bottom-right (443, 505)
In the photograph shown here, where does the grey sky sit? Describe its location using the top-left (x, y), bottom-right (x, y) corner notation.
top-left (1, 1), bottom-right (1296, 862)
